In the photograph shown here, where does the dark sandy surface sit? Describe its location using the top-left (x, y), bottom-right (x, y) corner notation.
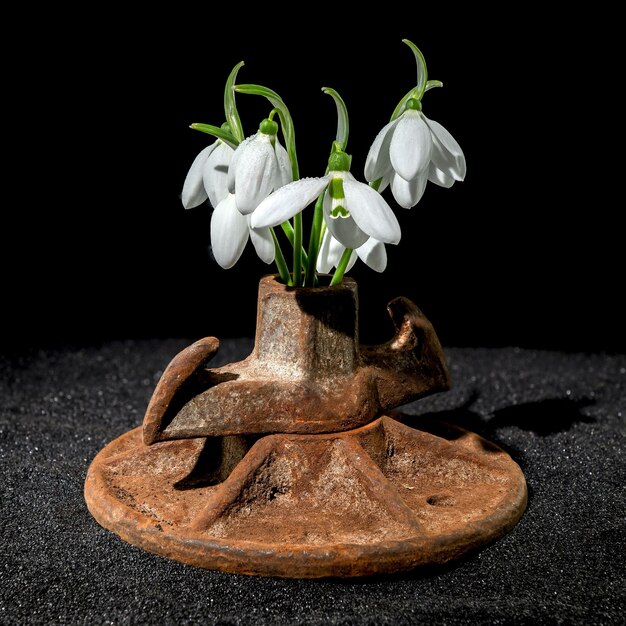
top-left (1, 340), bottom-right (624, 625)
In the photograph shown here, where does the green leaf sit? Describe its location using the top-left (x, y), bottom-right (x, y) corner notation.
top-left (224, 61), bottom-right (245, 143)
top-left (322, 87), bottom-right (349, 151)
top-left (189, 123), bottom-right (239, 149)
top-left (270, 228), bottom-right (292, 286)
top-left (402, 39), bottom-right (428, 98)
top-left (424, 79), bottom-right (444, 93)
top-left (235, 83), bottom-right (299, 180)
top-left (388, 67), bottom-right (441, 123)
top-left (330, 247), bottom-right (354, 286)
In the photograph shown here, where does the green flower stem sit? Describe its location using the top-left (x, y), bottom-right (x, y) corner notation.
top-left (369, 178), bottom-right (383, 192)
top-left (330, 248), bottom-right (353, 286)
top-left (293, 212), bottom-right (303, 286)
top-left (424, 79), bottom-right (443, 92)
top-left (189, 123), bottom-right (239, 150)
top-left (224, 62), bottom-right (245, 143)
top-left (281, 221), bottom-right (295, 246)
top-left (271, 228), bottom-right (292, 286)
top-left (304, 191), bottom-right (326, 287)
top-left (234, 84), bottom-right (299, 180)
top-left (390, 86), bottom-right (417, 122)
top-left (319, 221), bottom-right (327, 241)
top-left (234, 83), bottom-right (315, 278)
top-left (389, 44), bottom-right (440, 121)
top-left (302, 90), bottom-right (350, 286)
top-left (281, 222), bottom-right (308, 265)
top-left (402, 39), bottom-right (428, 98)
top-left (322, 87), bottom-right (349, 151)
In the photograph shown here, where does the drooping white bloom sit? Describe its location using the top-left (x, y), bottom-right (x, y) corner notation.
top-left (316, 231), bottom-right (387, 274)
top-left (227, 119), bottom-right (292, 215)
top-left (182, 136), bottom-right (274, 269)
top-left (252, 151), bottom-right (401, 249)
top-left (182, 140), bottom-right (234, 209)
top-left (365, 99), bottom-right (465, 209)
top-left (210, 193), bottom-right (274, 269)
top-left (316, 229), bottom-right (357, 273)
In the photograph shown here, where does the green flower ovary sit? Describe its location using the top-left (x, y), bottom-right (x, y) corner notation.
top-left (259, 118), bottom-right (278, 136)
top-left (327, 151), bottom-right (350, 172)
top-left (405, 97), bottom-right (422, 111)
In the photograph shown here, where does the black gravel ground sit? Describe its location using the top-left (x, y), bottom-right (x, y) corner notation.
top-left (1, 339), bottom-right (624, 625)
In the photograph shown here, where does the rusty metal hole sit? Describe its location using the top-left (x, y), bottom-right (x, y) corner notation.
top-left (426, 494), bottom-right (457, 507)
top-left (267, 485), bottom-right (286, 501)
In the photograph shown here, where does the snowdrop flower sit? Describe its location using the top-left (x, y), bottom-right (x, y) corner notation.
top-left (182, 132), bottom-right (274, 269)
top-left (182, 138), bottom-right (234, 209)
top-left (210, 193), bottom-right (274, 269)
top-left (316, 231), bottom-right (387, 274)
top-left (252, 151), bottom-right (401, 249)
top-left (365, 98), bottom-right (466, 209)
top-left (228, 118), bottom-right (292, 215)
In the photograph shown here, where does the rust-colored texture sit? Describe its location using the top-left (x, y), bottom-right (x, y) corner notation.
top-left (143, 276), bottom-right (450, 442)
top-left (85, 415), bottom-right (527, 577)
top-left (85, 275), bottom-right (527, 577)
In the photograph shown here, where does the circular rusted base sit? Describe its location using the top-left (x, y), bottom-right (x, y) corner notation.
top-left (84, 415), bottom-right (527, 578)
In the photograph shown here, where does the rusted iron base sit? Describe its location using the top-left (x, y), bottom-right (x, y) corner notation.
top-left (85, 415), bottom-right (527, 578)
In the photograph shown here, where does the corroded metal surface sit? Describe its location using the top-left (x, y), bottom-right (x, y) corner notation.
top-left (143, 337), bottom-right (219, 446)
top-left (84, 415), bottom-right (528, 578)
top-left (86, 275), bottom-right (527, 577)
top-left (143, 276), bottom-right (450, 442)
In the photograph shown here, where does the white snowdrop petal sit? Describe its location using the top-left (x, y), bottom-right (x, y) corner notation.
top-left (182, 143), bottom-right (215, 209)
top-left (390, 171), bottom-right (428, 209)
top-left (429, 134), bottom-right (463, 181)
top-left (328, 233), bottom-right (349, 269)
top-left (210, 194), bottom-right (249, 269)
top-left (424, 116), bottom-right (466, 181)
top-left (316, 229), bottom-right (334, 273)
top-left (326, 231), bottom-right (357, 271)
top-left (356, 238), bottom-right (387, 272)
top-left (428, 162), bottom-right (455, 188)
top-left (364, 118), bottom-right (398, 182)
top-left (203, 142), bottom-right (233, 207)
top-left (378, 169), bottom-right (392, 193)
top-left (343, 179), bottom-right (401, 245)
top-left (247, 217), bottom-right (275, 264)
top-left (389, 111), bottom-right (432, 181)
top-left (317, 229), bottom-right (357, 273)
top-left (235, 137), bottom-right (278, 214)
top-left (423, 116), bottom-right (464, 158)
top-left (323, 192), bottom-right (369, 249)
top-left (345, 249), bottom-right (358, 272)
top-left (274, 138), bottom-right (293, 189)
top-left (227, 136), bottom-right (253, 194)
top-left (252, 177), bottom-right (330, 229)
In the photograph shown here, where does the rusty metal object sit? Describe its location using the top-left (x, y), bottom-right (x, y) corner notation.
top-left (143, 276), bottom-right (450, 442)
top-left (143, 337), bottom-right (219, 446)
top-left (84, 414), bottom-right (527, 578)
top-left (85, 275), bottom-right (527, 577)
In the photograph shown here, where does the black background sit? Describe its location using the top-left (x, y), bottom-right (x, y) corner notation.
top-left (3, 12), bottom-right (621, 353)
